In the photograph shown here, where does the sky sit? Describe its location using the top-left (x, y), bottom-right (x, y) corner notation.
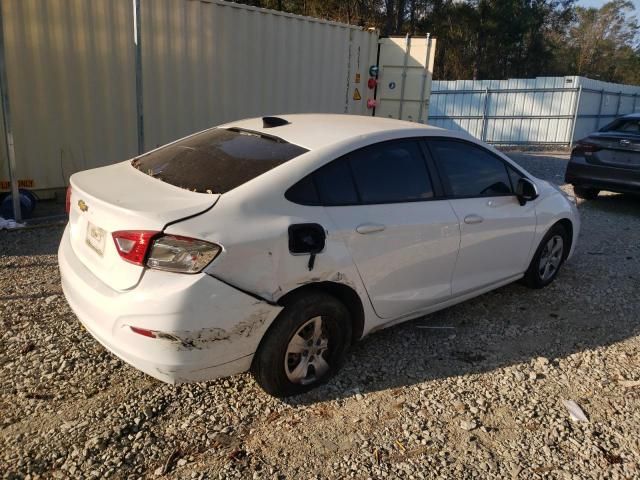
top-left (577, 0), bottom-right (640, 8)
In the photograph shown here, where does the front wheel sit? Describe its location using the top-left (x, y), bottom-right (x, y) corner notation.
top-left (251, 292), bottom-right (352, 397)
top-left (522, 224), bottom-right (569, 289)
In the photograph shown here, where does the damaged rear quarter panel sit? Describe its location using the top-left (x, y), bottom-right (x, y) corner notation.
top-left (180, 196), bottom-right (366, 303)
top-left (154, 306), bottom-right (276, 351)
top-left (163, 157), bottom-right (380, 332)
top-left (116, 271), bottom-right (283, 366)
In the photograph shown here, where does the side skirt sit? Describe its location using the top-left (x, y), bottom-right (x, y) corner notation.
top-left (366, 274), bottom-right (524, 334)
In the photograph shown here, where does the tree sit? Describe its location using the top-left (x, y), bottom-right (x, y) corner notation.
top-left (559, 0), bottom-right (640, 83)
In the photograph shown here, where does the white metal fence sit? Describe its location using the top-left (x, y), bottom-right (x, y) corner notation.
top-left (428, 76), bottom-right (640, 146)
top-left (0, 0), bottom-right (378, 200)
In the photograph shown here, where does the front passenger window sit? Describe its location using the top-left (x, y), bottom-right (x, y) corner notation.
top-left (429, 140), bottom-right (513, 198)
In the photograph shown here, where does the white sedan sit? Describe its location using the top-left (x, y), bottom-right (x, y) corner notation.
top-left (59, 114), bottom-right (580, 397)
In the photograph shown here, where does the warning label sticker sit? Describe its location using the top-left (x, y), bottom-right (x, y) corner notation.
top-left (355, 73), bottom-right (361, 83)
top-left (0, 179), bottom-right (34, 190)
top-left (353, 88), bottom-right (362, 101)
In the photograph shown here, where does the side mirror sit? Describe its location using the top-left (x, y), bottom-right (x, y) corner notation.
top-left (516, 178), bottom-right (539, 206)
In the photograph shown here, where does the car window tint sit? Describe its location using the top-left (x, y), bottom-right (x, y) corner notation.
top-left (132, 128), bottom-right (308, 193)
top-left (313, 158), bottom-right (359, 205)
top-left (347, 140), bottom-right (434, 203)
top-left (601, 118), bottom-right (640, 134)
top-left (430, 140), bottom-right (513, 197)
top-left (285, 175), bottom-right (320, 205)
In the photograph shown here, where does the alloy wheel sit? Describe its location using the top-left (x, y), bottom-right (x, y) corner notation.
top-left (538, 235), bottom-right (564, 282)
top-left (284, 316), bottom-right (330, 385)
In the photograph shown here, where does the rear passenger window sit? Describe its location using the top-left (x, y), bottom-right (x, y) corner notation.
top-left (285, 175), bottom-right (320, 205)
top-left (429, 140), bottom-right (513, 197)
top-left (286, 139), bottom-right (434, 206)
top-left (348, 140), bottom-right (433, 203)
top-left (313, 158), bottom-right (359, 206)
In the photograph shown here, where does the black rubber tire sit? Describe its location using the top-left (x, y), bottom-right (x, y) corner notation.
top-left (522, 223), bottom-right (570, 289)
top-left (573, 186), bottom-right (599, 200)
top-left (251, 291), bottom-right (352, 398)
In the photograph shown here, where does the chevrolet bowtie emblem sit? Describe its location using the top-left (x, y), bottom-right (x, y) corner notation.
top-left (78, 200), bottom-right (88, 212)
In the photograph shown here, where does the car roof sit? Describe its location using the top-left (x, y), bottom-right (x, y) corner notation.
top-left (220, 113), bottom-right (446, 150)
top-left (620, 113), bottom-right (640, 120)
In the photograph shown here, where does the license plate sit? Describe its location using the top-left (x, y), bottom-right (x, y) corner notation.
top-left (613, 152), bottom-right (640, 166)
top-left (86, 222), bottom-right (106, 256)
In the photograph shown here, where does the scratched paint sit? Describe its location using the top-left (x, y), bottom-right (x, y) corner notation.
top-left (138, 308), bottom-right (276, 351)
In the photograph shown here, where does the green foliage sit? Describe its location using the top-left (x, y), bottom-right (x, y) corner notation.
top-left (560, 0), bottom-right (640, 83)
top-left (233, 0), bottom-right (640, 83)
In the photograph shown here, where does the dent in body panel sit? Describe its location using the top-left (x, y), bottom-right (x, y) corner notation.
top-left (130, 306), bottom-right (279, 351)
top-left (296, 270), bottom-right (354, 288)
top-left (164, 179), bottom-right (382, 333)
top-left (208, 221), bottom-right (363, 304)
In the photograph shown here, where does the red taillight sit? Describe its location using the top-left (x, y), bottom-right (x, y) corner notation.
top-left (112, 230), bottom-right (159, 266)
top-left (65, 186), bottom-right (72, 214)
top-left (572, 141), bottom-right (601, 155)
top-left (130, 326), bottom-right (157, 338)
top-left (112, 231), bottom-right (220, 272)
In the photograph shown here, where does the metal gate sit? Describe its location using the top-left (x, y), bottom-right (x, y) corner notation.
top-left (427, 76), bottom-right (640, 146)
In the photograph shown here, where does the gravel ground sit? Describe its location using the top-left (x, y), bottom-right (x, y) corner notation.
top-left (1, 152), bottom-right (639, 479)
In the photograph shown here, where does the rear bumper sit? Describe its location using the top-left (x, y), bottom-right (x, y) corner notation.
top-left (565, 155), bottom-right (640, 194)
top-left (58, 226), bottom-right (282, 384)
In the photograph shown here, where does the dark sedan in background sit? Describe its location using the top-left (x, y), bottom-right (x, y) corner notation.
top-left (565, 113), bottom-right (640, 199)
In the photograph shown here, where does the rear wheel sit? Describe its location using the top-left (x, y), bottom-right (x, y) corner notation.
top-left (522, 224), bottom-right (569, 289)
top-left (251, 292), bottom-right (352, 397)
top-left (573, 185), bottom-right (599, 200)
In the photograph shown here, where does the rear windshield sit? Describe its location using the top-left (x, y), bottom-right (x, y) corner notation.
top-left (600, 118), bottom-right (640, 135)
top-left (132, 128), bottom-right (308, 193)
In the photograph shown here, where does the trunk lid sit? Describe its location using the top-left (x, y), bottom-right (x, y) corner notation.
top-left (68, 161), bottom-right (218, 290)
top-left (586, 133), bottom-right (640, 170)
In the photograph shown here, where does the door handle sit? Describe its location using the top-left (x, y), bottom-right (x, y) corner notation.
top-left (464, 214), bottom-right (484, 224)
top-left (356, 223), bottom-right (386, 234)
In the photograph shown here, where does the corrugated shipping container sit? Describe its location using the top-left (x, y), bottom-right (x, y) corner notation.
top-left (140, 0), bottom-right (377, 150)
top-left (0, 0), bottom-right (138, 194)
top-left (429, 76), bottom-right (640, 145)
top-left (0, 0), bottom-right (378, 193)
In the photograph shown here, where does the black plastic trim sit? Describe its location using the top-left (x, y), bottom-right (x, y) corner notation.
top-left (262, 116), bottom-right (290, 128)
